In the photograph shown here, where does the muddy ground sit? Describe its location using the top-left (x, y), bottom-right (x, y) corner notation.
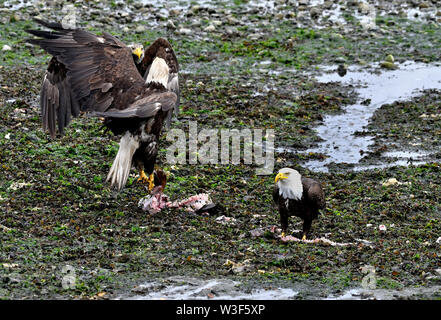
top-left (0, 0), bottom-right (441, 300)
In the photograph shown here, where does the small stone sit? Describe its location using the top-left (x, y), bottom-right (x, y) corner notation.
top-left (323, 1), bottom-right (333, 10)
top-left (178, 28), bottom-right (192, 35)
top-left (2, 44), bottom-right (12, 51)
top-left (380, 61), bottom-right (398, 70)
top-left (382, 178), bottom-right (400, 186)
top-left (135, 25), bottom-right (147, 33)
top-left (358, 2), bottom-right (370, 14)
top-left (310, 7), bottom-right (321, 19)
top-left (166, 20), bottom-right (176, 29)
top-left (134, 3), bottom-right (143, 10)
top-left (385, 54), bottom-right (394, 63)
top-left (248, 33), bottom-right (261, 40)
top-left (204, 24), bottom-right (216, 32)
top-left (225, 27), bottom-right (238, 35)
top-left (337, 64), bottom-right (347, 77)
top-left (169, 9), bottom-right (180, 16)
top-left (191, 5), bottom-right (200, 13)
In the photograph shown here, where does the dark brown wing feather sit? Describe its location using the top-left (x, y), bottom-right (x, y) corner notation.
top-left (40, 57), bottom-right (80, 137)
top-left (26, 19), bottom-right (152, 136)
top-left (302, 177), bottom-right (326, 210)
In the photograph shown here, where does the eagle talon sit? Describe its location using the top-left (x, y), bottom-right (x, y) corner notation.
top-left (302, 234), bottom-right (307, 241)
top-left (137, 170), bottom-right (149, 184)
top-left (281, 232), bottom-right (286, 237)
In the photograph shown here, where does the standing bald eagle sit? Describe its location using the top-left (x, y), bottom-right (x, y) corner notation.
top-left (273, 168), bottom-right (325, 240)
top-left (26, 19), bottom-right (179, 191)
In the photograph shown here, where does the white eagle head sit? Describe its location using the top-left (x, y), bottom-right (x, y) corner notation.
top-left (274, 168), bottom-right (303, 200)
top-left (129, 43), bottom-right (144, 64)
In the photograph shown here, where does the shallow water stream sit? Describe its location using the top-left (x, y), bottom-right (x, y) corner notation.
top-left (301, 61), bottom-right (441, 172)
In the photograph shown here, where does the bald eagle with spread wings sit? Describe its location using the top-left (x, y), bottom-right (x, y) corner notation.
top-left (26, 19), bottom-right (179, 191)
top-left (273, 168), bottom-right (326, 240)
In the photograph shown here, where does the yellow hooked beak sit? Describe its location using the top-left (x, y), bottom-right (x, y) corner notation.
top-left (132, 47), bottom-right (143, 60)
top-left (275, 172), bottom-right (288, 183)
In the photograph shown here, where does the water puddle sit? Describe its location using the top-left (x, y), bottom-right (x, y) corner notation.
top-left (309, 0), bottom-right (437, 28)
top-left (117, 276), bottom-right (298, 300)
top-left (2, 0), bottom-right (36, 10)
top-left (299, 61), bottom-right (441, 172)
top-left (118, 276), bottom-right (441, 300)
top-left (326, 285), bottom-right (441, 300)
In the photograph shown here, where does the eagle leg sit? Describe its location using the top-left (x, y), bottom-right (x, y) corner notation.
top-left (302, 218), bottom-right (312, 240)
top-left (137, 169), bottom-right (149, 184)
top-left (147, 173), bottom-right (154, 191)
top-left (280, 208), bottom-right (289, 238)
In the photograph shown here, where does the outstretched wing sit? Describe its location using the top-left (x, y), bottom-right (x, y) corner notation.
top-left (26, 19), bottom-right (147, 137)
top-left (138, 38), bottom-right (180, 126)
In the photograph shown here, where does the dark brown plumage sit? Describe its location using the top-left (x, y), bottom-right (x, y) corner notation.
top-left (135, 37), bottom-right (180, 128)
top-left (273, 168), bottom-right (325, 239)
top-left (26, 19), bottom-right (179, 190)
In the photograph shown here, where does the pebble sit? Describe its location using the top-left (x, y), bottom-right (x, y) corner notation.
top-left (310, 7), bottom-right (321, 19)
top-left (178, 28), bottom-right (192, 35)
top-left (135, 25), bottom-right (147, 33)
top-left (169, 9), bottom-right (180, 16)
top-left (337, 64), bottom-right (347, 77)
top-left (385, 54), bottom-right (395, 63)
top-left (191, 5), bottom-right (201, 13)
top-left (248, 33), bottom-right (261, 40)
top-left (380, 61), bottom-right (398, 70)
top-left (166, 20), bottom-right (176, 29)
top-left (2, 44), bottom-right (12, 51)
top-left (225, 27), bottom-right (239, 36)
top-left (204, 24), bottom-right (216, 32)
top-left (358, 2), bottom-right (370, 14)
top-left (323, 1), bottom-right (333, 10)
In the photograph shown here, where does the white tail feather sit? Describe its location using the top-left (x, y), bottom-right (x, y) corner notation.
top-left (106, 132), bottom-right (139, 190)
